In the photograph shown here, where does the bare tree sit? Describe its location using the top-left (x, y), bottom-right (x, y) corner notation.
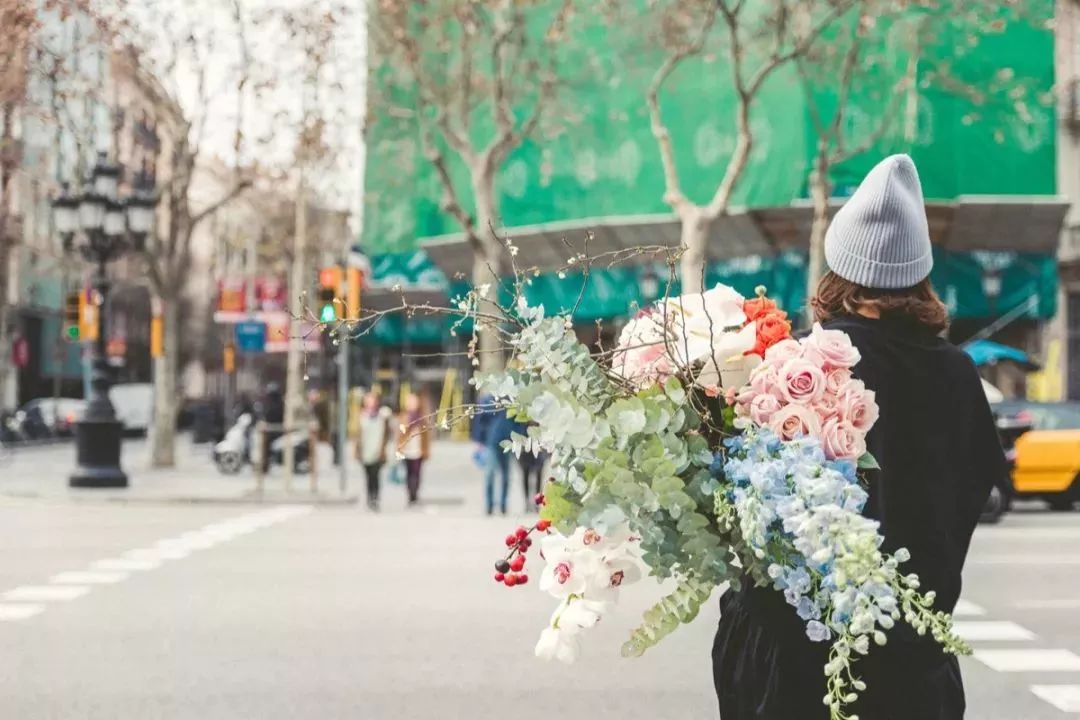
top-left (0, 0), bottom-right (36, 405)
top-left (371, 0), bottom-right (576, 371)
top-left (647, 0), bottom-right (858, 293)
top-left (117, 0), bottom-right (255, 467)
top-left (799, 1), bottom-right (1053, 307)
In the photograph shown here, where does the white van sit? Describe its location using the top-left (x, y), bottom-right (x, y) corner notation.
top-left (109, 383), bottom-right (154, 435)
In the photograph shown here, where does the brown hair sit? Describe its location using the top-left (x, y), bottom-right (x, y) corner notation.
top-left (810, 271), bottom-right (949, 334)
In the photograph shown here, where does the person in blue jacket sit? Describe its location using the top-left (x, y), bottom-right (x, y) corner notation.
top-left (471, 392), bottom-right (515, 515)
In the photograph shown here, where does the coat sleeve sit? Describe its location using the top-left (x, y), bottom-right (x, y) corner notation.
top-left (953, 361), bottom-right (1005, 556)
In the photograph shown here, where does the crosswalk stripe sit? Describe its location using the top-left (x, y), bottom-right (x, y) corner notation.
top-left (3, 585), bottom-right (89, 602)
top-left (0, 603), bottom-right (44, 621)
top-left (953, 621), bottom-right (1035, 642)
top-left (91, 558), bottom-right (161, 572)
top-left (952, 599), bottom-right (986, 617)
top-left (975, 649), bottom-right (1080, 672)
top-left (124, 547), bottom-right (189, 562)
top-left (1031, 685), bottom-right (1080, 712)
top-left (970, 555), bottom-right (1080, 566)
top-left (50, 571), bottom-right (128, 585)
top-left (1014, 598), bottom-right (1080, 611)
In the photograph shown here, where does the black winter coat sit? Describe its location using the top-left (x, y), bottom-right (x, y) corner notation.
top-left (712, 314), bottom-right (1006, 720)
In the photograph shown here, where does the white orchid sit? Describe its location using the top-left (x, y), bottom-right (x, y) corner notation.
top-left (535, 597), bottom-right (611, 663)
top-left (535, 626), bottom-right (580, 663)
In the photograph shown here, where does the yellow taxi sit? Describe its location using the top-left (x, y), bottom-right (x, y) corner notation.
top-left (996, 402), bottom-right (1080, 511)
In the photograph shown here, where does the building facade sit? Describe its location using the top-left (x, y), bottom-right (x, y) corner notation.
top-left (363, 2), bottom-right (1063, 399)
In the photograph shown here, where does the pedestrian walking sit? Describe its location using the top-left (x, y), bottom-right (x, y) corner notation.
top-left (397, 391), bottom-right (430, 506)
top-left (712, 155), bottom-right (1003, 719)
top-left (472, 392), bottom-right (514, 515)
top-left (356, 390), bottom-right (392, 511)
top-left (258, 383), bottom-right (284, 474)
top-left (514, 420), bottom-right (546, 509)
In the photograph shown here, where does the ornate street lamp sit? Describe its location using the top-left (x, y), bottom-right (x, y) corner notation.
top-left (53, 152), bottom-right (156, 488)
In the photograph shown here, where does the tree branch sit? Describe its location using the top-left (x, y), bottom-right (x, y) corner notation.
top-left (191, 179), bottom-right (252, 228)
top-left (419, 125), bottom-right (475, 243)
top-left (745, 0), bottom-right (857, 97)
top-left (648, 4), bottom-right (717, 214)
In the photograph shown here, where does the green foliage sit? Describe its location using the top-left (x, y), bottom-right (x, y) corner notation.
top-left (857, 452), bottom-right (880, 470)
top-left (539, 480), bottom-right (581, 532)
top-left (621, 576), bottom-right (716, 658)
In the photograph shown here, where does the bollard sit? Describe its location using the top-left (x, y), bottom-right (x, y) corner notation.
top-left (308, 423), bottom-right (319, 494)
top-left (254, 421), bottom-right (266, 494)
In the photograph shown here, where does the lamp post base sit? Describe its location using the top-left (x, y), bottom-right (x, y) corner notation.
top-left (70, 419), bottom-right (128, 488)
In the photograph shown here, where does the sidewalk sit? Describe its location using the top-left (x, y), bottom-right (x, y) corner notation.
top-left (0, 435), bottom-right (474, 507)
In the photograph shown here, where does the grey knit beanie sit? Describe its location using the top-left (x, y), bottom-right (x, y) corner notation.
top-left (824, 154), bottom-right (933, 289)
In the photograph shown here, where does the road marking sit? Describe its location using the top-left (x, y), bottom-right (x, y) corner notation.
top-left (969, 555), bottom-right (1080, 566)
top-left (953, 599), bottom-right (986, 617)
top-left (977, 527), bottom-right (1080, 540)
top-left (953, 621), bottom-right (1036, 642)
top-left (124, 547), bottom-right (189, 562)
top-left (0, 604), bottom-right (44, 621)
top-left (50, 571), bottom-right (128, 585)
top-left (3, 585), bottom-right (89, 602)
top-left (0, 505), bottom-right (313, 625)
top-left (91, 558), bottom-right (161, 572)
top-left (1031, 685), bottom-right (1080, 712)
top-left (157, 535), bottom-right (218, 551)
top-left (1014, 598), bottom-right (1080, 610)
top-left (975, 649), bottom-right (1080, 672)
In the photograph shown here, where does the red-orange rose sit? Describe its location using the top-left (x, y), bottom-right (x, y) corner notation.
top-left (743, 296), bottom-right (778, 322)
top-left (746, 311), bottom-right (791, 357)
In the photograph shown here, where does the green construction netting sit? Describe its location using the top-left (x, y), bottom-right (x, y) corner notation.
top-left (362, 3), bottom-right (1055, 255)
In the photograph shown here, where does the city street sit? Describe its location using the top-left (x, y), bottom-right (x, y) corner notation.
top-left (1, 442), bottom-right (1079, 719)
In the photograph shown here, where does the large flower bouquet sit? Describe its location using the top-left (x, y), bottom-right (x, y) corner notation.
top-left (477, 284), bottom-right (968, 720)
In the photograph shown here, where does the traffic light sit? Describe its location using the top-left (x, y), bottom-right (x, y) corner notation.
top-left (63, 292), bottom-right (80, 341)
top-left (317, 266), bottom-right (343, 323)
top-left (346, 267), bottom-right (363, 320)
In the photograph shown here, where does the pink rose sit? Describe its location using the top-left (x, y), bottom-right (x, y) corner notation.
top-left (824, 368), bottom-right (852, 395)
top-left (769, 404), bottom-right (823, 441)
top-left (805, 323), bottom-right (861, 369)
top-left (764, 338), bottom-right (802, 365)
top-left (821, 418), bottom-right (867, 461)
top-left (750, 393), bottom-right (783, 426)
top-left (749, 365), bottom-right (783, 400)
top-left (814, 392), bottom-right (841, 421)
top-left (839, 387), bottom-right (880, 433)
top-left (779, 358), bottom-right (826, 405)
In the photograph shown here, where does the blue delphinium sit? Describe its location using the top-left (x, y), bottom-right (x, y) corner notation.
top-left (722, 429), bottom-right (900, 646)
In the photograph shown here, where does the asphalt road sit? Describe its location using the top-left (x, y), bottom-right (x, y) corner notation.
top-left (2, 444), bottom-right (1080, 719)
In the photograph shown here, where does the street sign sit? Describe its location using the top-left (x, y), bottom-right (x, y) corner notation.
top-left (235, 320), bottom-right (267, 353)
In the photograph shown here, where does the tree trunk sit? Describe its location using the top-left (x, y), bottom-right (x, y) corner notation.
top-left (679, 207), bottom-right (710, 295)
top-left (284, 171), bottom-right (309, 482)
top-left (151, 297), bottom-right (179, 467)
top-left (806, 154), bottom-right (831, 323)
top-left (471, 165), bottom-right (504, 373)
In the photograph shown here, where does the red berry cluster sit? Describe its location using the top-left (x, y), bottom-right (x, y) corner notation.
top-left (493, 495), bottom-right (552, 588)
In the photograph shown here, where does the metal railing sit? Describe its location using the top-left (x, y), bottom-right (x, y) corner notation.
top-left (252, 421), bottom-right (320, 495)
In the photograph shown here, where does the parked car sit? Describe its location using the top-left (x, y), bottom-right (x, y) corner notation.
top-left (993, 401), bottom-right (1080, 511)
top-left (11, 398), bottom-right (86, 439)
top-left (109, 383), bottom-right (153, 436)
